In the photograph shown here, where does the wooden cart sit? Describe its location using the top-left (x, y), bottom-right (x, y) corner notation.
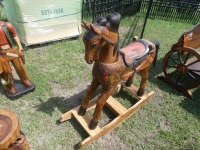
top-left (162, 23), bottom-right (200, 98)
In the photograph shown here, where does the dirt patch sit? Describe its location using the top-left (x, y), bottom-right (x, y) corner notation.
top-left (98, 131), bottom-right (127, 150)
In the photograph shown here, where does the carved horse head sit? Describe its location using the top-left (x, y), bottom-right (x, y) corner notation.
top-left (82, 21), bottom-right (117, 64)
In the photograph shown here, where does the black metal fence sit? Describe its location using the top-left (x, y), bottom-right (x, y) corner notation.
top-left (82, 0), bottom-right (142, 21)
top-left (141, 0), bottom-right (200, 24)
top-left (82, 0), bottom-right (94, 19)
top-left (82, 0), bottom-right (200, 24)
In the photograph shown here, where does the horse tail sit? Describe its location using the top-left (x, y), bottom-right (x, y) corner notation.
top-left (152, 40), bottom-right (160, 68)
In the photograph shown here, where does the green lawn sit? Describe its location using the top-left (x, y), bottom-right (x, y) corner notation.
top-left (0, 11), bottom-right (200, 150)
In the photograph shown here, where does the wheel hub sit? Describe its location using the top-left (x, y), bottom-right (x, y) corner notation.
top-left (177, 64), bottom-right (187, 74)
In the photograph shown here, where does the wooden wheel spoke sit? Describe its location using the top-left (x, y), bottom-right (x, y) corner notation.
top-left (169, 70), bottom-right (178, 76)
top-left (177, 51), bottom-right (183, 63)
top-left (183, 74), bottom-right (189, 86)
top-left (187, 71), bottom-right (197, 80)
top-left (188, 69), bottom-right (200, 72)
top-left (166, 65), bottom-right (177, 68)
top-left (191, 70), bottom-right (200, 77)
top-left (169, 57), bottom-right (179, 65)
top-left (187, 60), bottom-right (199, 67)
top-left (183, 52), bottom-right (190, 64)
top-left (175, 74), bottom-right (182, 83)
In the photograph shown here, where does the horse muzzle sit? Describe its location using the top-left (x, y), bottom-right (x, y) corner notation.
top-left (85, 56), bottom-right (94, 64)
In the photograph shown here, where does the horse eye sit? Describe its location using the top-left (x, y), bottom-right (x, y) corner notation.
top-left (91, 43), bottom-right (97, 48)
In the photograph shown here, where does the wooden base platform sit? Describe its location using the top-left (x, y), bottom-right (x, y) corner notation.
top-left (2, 80), bottom-right (35, 99)
top-left (60, 83), bottom-right (154, 148)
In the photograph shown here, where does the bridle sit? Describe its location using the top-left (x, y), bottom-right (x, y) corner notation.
top-left (82, 20), bottom-right (119, 62)
top-left (91, 27), bottom-right (118, 61)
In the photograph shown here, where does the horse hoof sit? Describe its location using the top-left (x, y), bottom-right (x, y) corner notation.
top-left (137, 88), bottom-right (145, 96)
top-left (89, 119), bottom-right (98, 130)
top-left (78, 106), bottom-right (86, 116)
top-left (125, 80), bottom-right (132, 87)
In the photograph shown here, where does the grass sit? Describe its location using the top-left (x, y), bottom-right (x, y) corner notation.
top-left (0, 10), bottom-right (200, 150)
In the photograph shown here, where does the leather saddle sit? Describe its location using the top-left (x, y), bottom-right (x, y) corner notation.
top-left (120, 39), bottom-right (150, 67)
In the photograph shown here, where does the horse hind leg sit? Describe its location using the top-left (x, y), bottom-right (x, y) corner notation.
top-left (125, 73), bottom-right (134, 87)
top-left (78, 79), bottom-right (99, 116)
top-left (137, 66), bottom-right (150, 96)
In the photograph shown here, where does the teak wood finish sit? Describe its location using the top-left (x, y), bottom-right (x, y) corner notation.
top-left (162, 22), bottom-right (200, 98)
top-left (61, 13), bottom-right (158, 147)
top-left (75, 13), bottom-right (159, 130)
top-left (60, 83), bottom-right (154, 148)
top-left (0, 21), bottom-right (33, 96)
top-left (69, 13), bottom-right (159, 130)
top-left (0, 109), bottom-right (30, 150)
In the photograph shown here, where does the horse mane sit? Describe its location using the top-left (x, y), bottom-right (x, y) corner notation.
top-left (94, 12), bottom-right (121, 33)
top-left (94, 17), bottom-right (107, 26)
top-left (106, 12), bottom-right (121, 32)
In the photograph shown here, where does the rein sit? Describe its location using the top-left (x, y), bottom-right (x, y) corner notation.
top-left (93, 35), bottom-right (104, 61)
top-left (93, 27), bottom-right (119, 61)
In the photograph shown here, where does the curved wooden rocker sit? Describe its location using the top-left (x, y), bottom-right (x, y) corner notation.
top-left (60, 13), bottom-right (159, 148)
top-left (0, 109), bottom-right (30, 150)
top-left (60, 84), bottom-right (154, 148)
top-left (161, 22), bottom-right (200, 98)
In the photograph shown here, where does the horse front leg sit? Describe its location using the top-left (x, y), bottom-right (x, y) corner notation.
top-left (137, 66), bottom-right (150, 96)
top-left (90, 85), bottom-right (116, 129)
top-left (78, 79), bottom-right (99, 116)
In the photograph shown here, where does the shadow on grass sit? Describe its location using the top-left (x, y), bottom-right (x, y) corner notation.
top-left (120, 15), bottom-right (140, 47)
top-left (35, 85), bottom-right (142, 149)
top-left (35, 87), bottom-right (104, 149)
top-left (179, 88), bottom-right (200, 119)
top-left (35, 88), bottom-right (90, 149)
top-left (147, 56), bottom-right (200, 119)
top-left (36, 88), bottom-right (89, 115)
top-left (115, 89), bottom-right (138, 107)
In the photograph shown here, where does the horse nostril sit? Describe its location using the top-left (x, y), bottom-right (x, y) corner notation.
top-left (87, 59), bottom-right (93, 64)
top-left (84, 56), bottom-right (93, 64)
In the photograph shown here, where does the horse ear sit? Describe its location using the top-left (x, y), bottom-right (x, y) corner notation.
top-left (102, 35), bottom-right (116, 46)
top-left (90, 24), bottom-right (116, 46)
top-left (90, 24), bottom-right (101, 35)
top-left (82, 20), bottom-right (91, 29)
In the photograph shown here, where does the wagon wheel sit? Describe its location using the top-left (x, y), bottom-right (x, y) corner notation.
top-left (162, 47), bottom-right (200, 97)
top-left (0, 109), bottom-right (20, 150)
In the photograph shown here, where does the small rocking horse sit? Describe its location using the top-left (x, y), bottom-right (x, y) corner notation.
top-left (79, 13), bottom-right (159, 129)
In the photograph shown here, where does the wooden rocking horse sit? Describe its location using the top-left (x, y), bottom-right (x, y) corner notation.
top-left (60, 13), bottom-right (159, 147)
top-left (77, 13), bottom-right (159, 129)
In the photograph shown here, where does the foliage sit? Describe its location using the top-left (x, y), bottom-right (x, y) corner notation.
top-left (0, 5), bottom-right (7, 21)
